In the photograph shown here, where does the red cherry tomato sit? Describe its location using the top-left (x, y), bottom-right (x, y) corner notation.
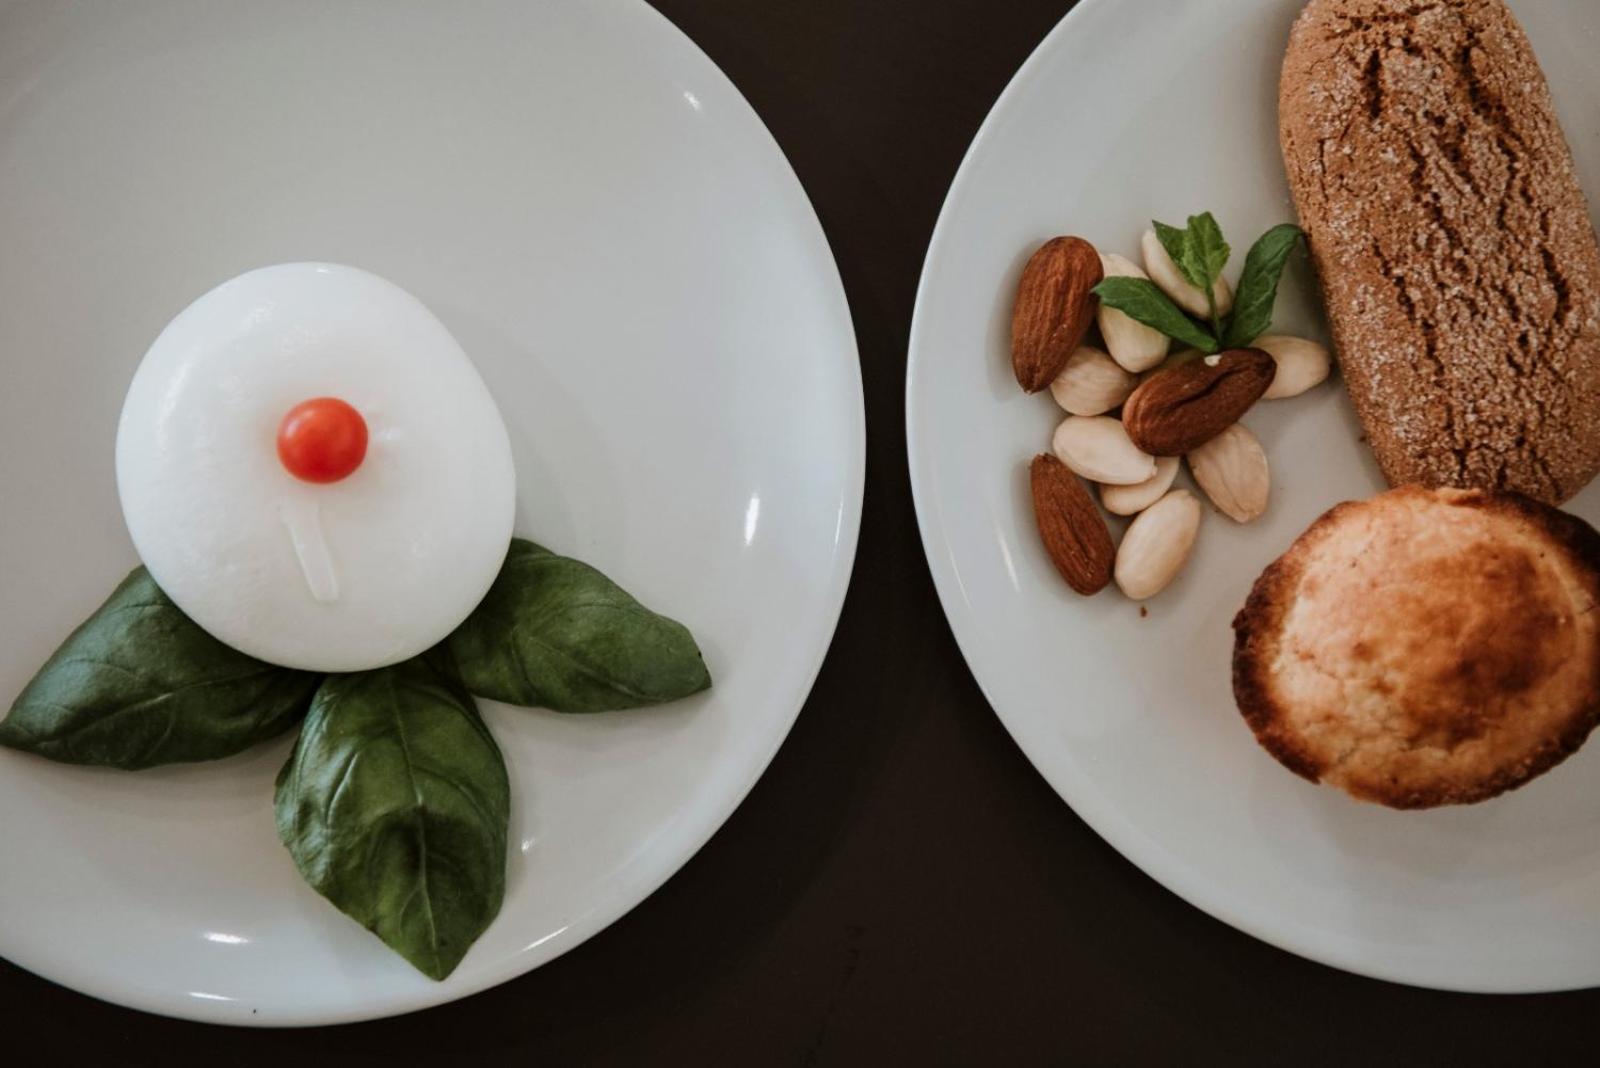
top-left (277, 398), bottom-right (368, 484)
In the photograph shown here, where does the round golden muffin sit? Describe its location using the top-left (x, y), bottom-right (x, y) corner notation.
top-left (1233, 486), bottom-right (1600, 808)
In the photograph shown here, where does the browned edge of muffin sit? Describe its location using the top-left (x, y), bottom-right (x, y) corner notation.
top-left (1231, 486), bottom-right (1600, 808)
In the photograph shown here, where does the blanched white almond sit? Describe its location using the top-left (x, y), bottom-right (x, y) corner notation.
top-left (1115, 489), bottom-right (1201, 600)
top-left (1052, 416), bottom-right (1158, 486)
top-left (1187, 423), bottom-right (1270, 523)
top-left (1098, 254), bottom-right (1171, 373)
top-left (1255, 335), bottom-right (1332, 399)
top-left (1049, 346), bottom-right (1138, 416)
top-left (1100, 456), bottom-right (1180, 516)
top-left (1140, 229), bottom-right (1235, 320)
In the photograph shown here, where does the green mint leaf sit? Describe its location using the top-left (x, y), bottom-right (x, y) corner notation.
top-left (1187, 213), bottom-right (1231, 336)
top-left (1154, 214), bottom-right (1231, 297)
top-left (1223, 223), bottom-right (1305, 349)
top-left (448, 539), bottom-right (712, 713)
top-left (1092, 277), bottom-right (1218, 353)
top-left (274, 653), bottom-right (509, 981)
top-left (1186, 212), bottom-right (1231, 292)
top-left (1152, 220), bottom-right (1196, 287)
top-left (0, 568), bottom-right (317, 768)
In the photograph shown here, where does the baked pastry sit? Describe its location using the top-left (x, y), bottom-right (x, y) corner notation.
top-left (1280, 0), bottom-right (1600, 505)
top-left (1233, 486), bottom-right (1600, 808)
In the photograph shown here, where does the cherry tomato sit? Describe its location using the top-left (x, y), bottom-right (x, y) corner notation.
top-left (276, 397), bottom-right (368, 484)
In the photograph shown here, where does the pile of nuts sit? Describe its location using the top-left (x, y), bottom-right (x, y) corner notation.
top-left (1012, 232), bottom-right (1331, 601)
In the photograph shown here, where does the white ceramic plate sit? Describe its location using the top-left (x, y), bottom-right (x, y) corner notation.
top-left (909, 0), bottom-right (1600, 993)
top-left (0, 0), bottom-right (862, 1024)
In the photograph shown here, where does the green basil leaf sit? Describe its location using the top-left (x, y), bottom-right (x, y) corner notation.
top-left (1091, 277), bottom-right (1219, 353)
top-left (448, 539), bottom-right (712, 714)
top-left (1223, 223), bottom-right (1305, 349)
top-left (0, 568), bottom-right (318, 768)
top-left (274, 653), bottom-right (509, 981)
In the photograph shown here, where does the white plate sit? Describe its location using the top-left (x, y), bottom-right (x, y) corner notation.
top-left (0, 0), bottom-right (862, 1024)
top-left (909, 0), bottom-right (1600, 993)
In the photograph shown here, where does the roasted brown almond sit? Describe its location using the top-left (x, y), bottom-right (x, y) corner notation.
top-left (1121, 348), bottom-right (1275, 456)
top-left (1011, 237), bottom-right (1103, 393)
top-left (1030, 453), bottom-right (1115, 595)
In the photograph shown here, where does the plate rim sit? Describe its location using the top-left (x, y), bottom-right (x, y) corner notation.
top-left (905, 0), bottom-right (1588, 996)
top-left (0, 0), bottom-right (866, 1025)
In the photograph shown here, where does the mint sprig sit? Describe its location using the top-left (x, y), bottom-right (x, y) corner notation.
top-left (1094, 214), bottom-right (1303, 354)
top-left (1093, 277), bottom-right (1218, 353)
top-left (1223, 224), bottom-right (1304, 349)
top-left (1155, 213), bottom-right (1230, 338)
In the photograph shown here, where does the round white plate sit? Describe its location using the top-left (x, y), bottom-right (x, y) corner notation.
top-left (0, 0), bottom-right (862, 1024)
top-left (909, 0), bottom-right (1600, 993)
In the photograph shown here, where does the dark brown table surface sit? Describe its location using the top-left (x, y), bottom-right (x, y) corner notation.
top-left (4, 1), bottom-right (1597, 1063)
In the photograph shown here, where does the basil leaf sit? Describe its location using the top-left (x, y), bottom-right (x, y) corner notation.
top-left (1223, 223), bottom-right (1305, 349)
top-left (1091, 277), bottom-right (1219, 353)
top-left (448, 539), bottom-right (712, 713)
top-left (0, 568), bottom-right (317, 769)
top-left (274, 652), bottom-right (509, 981)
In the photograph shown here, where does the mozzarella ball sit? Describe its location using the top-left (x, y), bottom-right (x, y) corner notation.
top-left (116, 263), bottom-right (516, 672)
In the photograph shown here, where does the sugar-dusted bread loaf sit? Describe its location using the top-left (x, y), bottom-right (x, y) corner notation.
top-left (1280, 0), bottom-right (1600, 504)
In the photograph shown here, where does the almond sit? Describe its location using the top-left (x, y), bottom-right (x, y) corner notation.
top-left (1011, 237), bottom-right (1104, 393)
top-left (1121, 348), bottom-right (1275, 456)
top-left (1098, 254), bottom-right (1172, 373)
top-left (1187, 424), bottom-right (1270, 523)
top-left (1141, 229), bottom-right (1234, 320)
top-left (1138, 347), bottom-right (1205, 385)
top-left (1052, 416), bottom-right (1158, 486)
top-left (1114, 489), bottom-right (1201, 601)
top-left (1049, 346), bottom-right (1138, 416)
top-left (1101, 456), bottom-right (1180, 516)
top-left (1255, 335), bottom-right (1332, 399)
top-left (1030, 454), bottom-right (1115, 595)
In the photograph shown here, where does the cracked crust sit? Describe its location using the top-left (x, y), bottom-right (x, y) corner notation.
top-left (1233, 486), bottom-right (1600, 808)
top-left (1280, 0), bottom-right (1600, 504)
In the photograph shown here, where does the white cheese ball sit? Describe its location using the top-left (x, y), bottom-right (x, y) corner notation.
top-left (116, 263), bottom-right (516, 672)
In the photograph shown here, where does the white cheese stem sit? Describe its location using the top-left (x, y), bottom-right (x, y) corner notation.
top-left (281, 499), bottom-right (340, 605)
